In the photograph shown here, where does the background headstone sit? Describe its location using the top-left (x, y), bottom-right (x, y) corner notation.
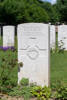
top-left (50, 25), bottom-right (56, 49)
top-left (58, 25), bottom-right (67, 50)
top-left (17, 23), bottom-right (50, 87)
top-left (3, 26), bottom-right (15, 47)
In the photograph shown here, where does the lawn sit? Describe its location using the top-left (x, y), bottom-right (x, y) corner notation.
top-left (0, 37), bottom-right (67, 87)
top-left (51, 51), bottom-right (67, 86)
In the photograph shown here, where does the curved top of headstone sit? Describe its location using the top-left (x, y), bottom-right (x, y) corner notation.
top-left (3, 25), bottom-right (15, 28)
top-left (58, 25), bottom-right (67, 32)
top-left (17, 23), bottom-right (48, 27)
top-left (17, 23), bottom-right (49, 50)
top-left (3, 26), bottom-right (15, 32)
top-left (17, 23), bottom-right (49, 37)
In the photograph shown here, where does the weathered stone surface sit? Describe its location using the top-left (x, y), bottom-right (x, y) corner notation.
top-left (58, 25), bottom-right (67, 50)
top-left (17, 23), bottom-right (50, 87)
top-left (3, 26), bottom-right (15, 47)
top-left (50, 25), bottom-right (56, 49)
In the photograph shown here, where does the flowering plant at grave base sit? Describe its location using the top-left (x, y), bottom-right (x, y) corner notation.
top-left (58, 40), bottom-right (65, 52)
top-left (0, 46), bottom-right (15, 51)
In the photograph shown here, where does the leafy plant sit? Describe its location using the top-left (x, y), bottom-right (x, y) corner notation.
top-left (0, 50), bottom-right (17, 93)
top-left (20, 78), bottom-right (29, 86)
top-left (21, 86), bottom-right (32, 100)
top-left (58, 40), bottom-right (65, 53)
top-left (8, 86), bottom-right (22, 97)
top-left (31, 86), bottom-right (51, 100)
top-left (51, 81), bottom-right (67, 100)
top-left (9, 86), bottom-right (32, 100)
top-left (18, 62), bottom-right (23, 67)
top-left (54, 86), bottom-right (67, 100)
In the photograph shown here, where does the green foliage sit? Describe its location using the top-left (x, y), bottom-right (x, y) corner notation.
top-left (56, 0), bottom-right (67, 22)
top-left (0, 49), bottom-right (17, 93)
top-left (0, 0), bottom-right (61, 24)
top-left (9, 77), bottom-right (51, 100)
top-left (20, 78), bottom-right (29, 86)
top-left (52, 81), bottom-right (67, 100)
top-left (54, 86), bottom-right (67, 100)
top-left (9, 78), bottom-right (31, 100)
top-left (21, 86), bottom-right (32, 100)
top-left (9, 85), bottom-right (51, 100)
top-left (9, 86), bottom-right (32, 100)
top-left (41, 2), bottom-right (58, 23)
top-left (31, 86), bottom-right (51, 100)
top-left (27, 4), bottom-right (49, 23)
top-left (0, 0), bottom-right (67, 24)
top-left (8, 86), bottom-right (22, 97)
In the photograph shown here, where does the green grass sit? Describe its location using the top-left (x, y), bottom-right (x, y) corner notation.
top-left (50, 32), bottom-right (67, 86)
top-left (0, 37), bottom-right (3, 46)
top-left (51, 52), bottom-right (67, 86)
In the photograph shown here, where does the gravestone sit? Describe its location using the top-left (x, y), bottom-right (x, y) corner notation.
top-left (17, 23), bottom-right (50, 86)
top-left (3, 26), bottom-right (15, 47)
top-left (58, 25), bottom-right (67, 50)
top-left (50, 25), bottom-right (56, 49)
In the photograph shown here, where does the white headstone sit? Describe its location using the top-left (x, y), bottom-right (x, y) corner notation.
top-left (17, 23), bottom-right (50, 87)
top-left (50, 25), bottom-right (56, 49)
top-left (58, 25), bottom-right (67, 50)
top-left (3, 26), bottom-right (15, 47)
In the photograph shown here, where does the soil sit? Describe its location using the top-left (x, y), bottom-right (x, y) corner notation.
top-left (0, 93), bottom-right (37, 100)
top-left (0, 93), bottom-right (53, 100)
